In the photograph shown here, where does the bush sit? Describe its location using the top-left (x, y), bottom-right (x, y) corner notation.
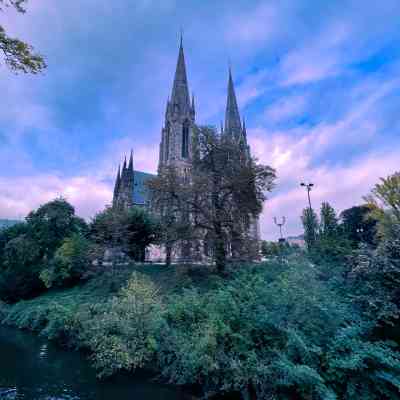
top-left (158, 263), bottom-right (400, 399)
top-left (78, 272), bottom-right (163, 377)
top-left (40, 234), bottom-right (91, 288)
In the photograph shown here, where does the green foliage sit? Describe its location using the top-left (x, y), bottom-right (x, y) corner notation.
top-left (345, 171), bottom-right (400, 324)
top-left (320, 202), bottom-right (339, 239)
top-left (364, 171), bottom-right (400, 239)
top-left (302, 203), bottom-right (351, 264)
top-left (40, 234), bottom-right (91, 288)
top-left (76, 272), bottom-right (163, 378)
top-left (90, 206), bottom-right (160, 262)
top-left (301, 207), bottom-right (319, 249)
top-left (0, 198), bottom-right (89, 302)
top-left (158, 263), bottom-right (400, 399)
top-left (1, 262), bottom-right (400, 399)
top-left (26, 198), bottom-right (88, 260)
top-left (0, 0), bottom-right (46, 73)
top-left (340, 205), bottom-right (377, 247)
top-left (261, 240), bottom-right (300, 259)
top-left (0, 233), bottom-right (44, 302)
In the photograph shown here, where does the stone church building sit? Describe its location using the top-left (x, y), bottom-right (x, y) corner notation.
top-left (113, 39), bottom-right (260, 262)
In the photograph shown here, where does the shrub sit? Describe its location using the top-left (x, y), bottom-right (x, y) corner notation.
top-left (158, 263), bottom-right (400, 399)
top-left (40, 234), bottom-right (91, 288)
top-left (78, 272), bottom-right (163, 377)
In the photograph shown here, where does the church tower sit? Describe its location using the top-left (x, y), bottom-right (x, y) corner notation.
top-left (223, 68), bottom-right (260, 258)
top-left (158, 37), bottom-right (195, 174)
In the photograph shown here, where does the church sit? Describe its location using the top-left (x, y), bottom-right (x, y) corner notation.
top-left (112, 38), bottom-right (260, 261)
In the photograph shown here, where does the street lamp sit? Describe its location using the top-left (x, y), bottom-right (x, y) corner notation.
top-left (300, 182), bottom-right (314, 210)
top-left (274, 216), bottom-right (286, 242)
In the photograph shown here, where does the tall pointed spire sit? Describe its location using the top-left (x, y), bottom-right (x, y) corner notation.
top-left (170, 36), bottom-right (191, 114)
top-left (113, 164), bottom-right (121, 200)
top-left (224, 67), bottom-right (242, 138)
top-left (242, 117), bottom-right (247, 142)
top-left (128, 150), bottom-right (133, 171)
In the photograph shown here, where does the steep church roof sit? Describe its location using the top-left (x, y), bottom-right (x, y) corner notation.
top-left (170, 38), bottom-right (191, 113)
top-left (132, 171), bottom-right (155, 205)
top-left (224, 68), bottom-right (242, 138)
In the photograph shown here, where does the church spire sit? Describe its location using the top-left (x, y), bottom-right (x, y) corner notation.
top-left (242, 117), bottom-right (247, 142)
top-left (128, 150), bottom-right (133, 172)
top-left (113, 164), bottom-right (121, 200)
top-left (170, 36), bottom-right (191, 114)
top-left (224, 67), bottom-right (242, 138)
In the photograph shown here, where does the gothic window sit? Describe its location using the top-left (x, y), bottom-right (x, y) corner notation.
top-left (182, 120), bottom-right (189, 158)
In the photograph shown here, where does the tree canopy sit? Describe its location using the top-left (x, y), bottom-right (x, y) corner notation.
top-left (0, 0), bottom-right (46, 73)
top-left (149, 126), bottom-right (276, 271)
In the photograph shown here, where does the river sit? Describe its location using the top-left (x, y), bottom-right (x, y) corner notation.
top-left (0, 326), bottom-right (192, 400)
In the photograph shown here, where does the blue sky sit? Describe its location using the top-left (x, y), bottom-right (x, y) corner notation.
top-left (0, 0), bottom-right (399, 239)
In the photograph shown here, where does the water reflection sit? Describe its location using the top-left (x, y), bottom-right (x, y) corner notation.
top-left (0, 326), bottom-right (191, 400)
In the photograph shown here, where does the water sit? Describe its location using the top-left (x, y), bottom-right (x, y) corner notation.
top-left (0, 326), bottom-right (192, 400)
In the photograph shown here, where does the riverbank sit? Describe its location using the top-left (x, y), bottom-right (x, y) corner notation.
top-left (0, 324), bottom-right (193, 400)
top-left (2, 259), bottom-right (400, 399)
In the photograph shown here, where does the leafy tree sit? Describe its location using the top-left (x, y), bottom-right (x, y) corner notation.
top-left (149, 126), bottom-right (276, 272)
top-left (340, 205), bottom-right (377, 247)
top-left (301, 207), bottom-right (318, 250)
top-left (319, 202), bottom-right (339, 239)
top-left (364, 171), bottom-right (400, 238)
top-left (0, 198), bottom-right (88, 301)
top-left (0, 0), bottom-right (46, 73)
top-left (26, 198), bottom-right (88, 260)
top-left (348, 172), bottom-right (400, 324)
top-left (39, 233), bottom-right (91, 288)
top-left (90, 206), bottom-right (160, 263)
top-left (0, 233), bottom-right (43, 301)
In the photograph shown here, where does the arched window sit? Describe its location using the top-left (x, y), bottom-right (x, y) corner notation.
top-left (182, 120), bottom-right (189, 158)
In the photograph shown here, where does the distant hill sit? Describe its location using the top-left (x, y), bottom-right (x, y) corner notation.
top-left (0, 219), bottom-right (21, 230)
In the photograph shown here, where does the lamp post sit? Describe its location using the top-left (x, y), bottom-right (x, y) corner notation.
top-left (300, 182), bottom-right (314, 210)
top-left (274, 216), bottom-right (286, 242)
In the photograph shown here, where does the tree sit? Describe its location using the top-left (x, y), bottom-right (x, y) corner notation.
top-left (90, 206), bottom-right (160, 263)
top-left (0, 233), bottom-right (43, 301)
top-left (0, 0), bottom-right (46, 73)
top-left (340, 205), bottom-right (377, 247)
top-left (0, 198), bottom-right (88, 301)
top-left (26, 197), bottom-right (88, 260)
top-left (148, 126), bottom-right (276, 272)
top-left (364, 171), bottom-right (400, 239)
top-left (301, 207), bottom-right (318, 250)
top-left (348, 172), bottom-right (400, 322)
top-left (319, 202), bottom-right (339, 239)
top-left (39, 233), bottom-right (91, 288)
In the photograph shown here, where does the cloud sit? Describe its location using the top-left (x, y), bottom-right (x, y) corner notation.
top-left (279, 22), bottom-right (352, 86)
top-left (0, 174), bottom-right (112, 221)
top-left (260, 149), bottom-right (399, 240)
top-left (264, 94), bottom-right (308, 122)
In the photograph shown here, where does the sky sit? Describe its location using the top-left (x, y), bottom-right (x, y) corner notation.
top-left (0, 0), bottom-right (399, 240)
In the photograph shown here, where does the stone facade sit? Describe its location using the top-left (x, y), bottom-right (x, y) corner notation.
top-left (112, 39), bottom-right (261, 262)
